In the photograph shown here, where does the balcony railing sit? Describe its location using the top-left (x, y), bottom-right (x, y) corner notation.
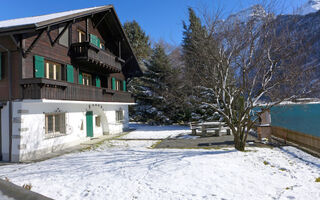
top-left (69, 42), bottom-right (123, 73)
top-left (20, 78), bottom-right (134, 103)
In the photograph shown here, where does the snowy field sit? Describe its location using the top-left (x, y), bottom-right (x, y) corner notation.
top-left (0, 124), bottom-right (320, 200)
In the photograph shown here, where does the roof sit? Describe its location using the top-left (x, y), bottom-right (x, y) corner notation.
top-left (0, 5), bottom-right (112, 33)
top-left (0, 5), bottom-right (142, 77)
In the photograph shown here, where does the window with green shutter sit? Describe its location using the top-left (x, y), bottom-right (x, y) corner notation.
top-left (66, 65), bottom-right (74, 83)
top-left (123, 80), bottom-right (126, 91)
top-left (96, 76), bottom-right (101, 88)
top-left (112, 77), bottom-right (116, 90)
top-left (0, 52), bottom-right (2, 80)
top-left (79, 71), bottom-right (83, 84)
top-left (34, 55), bottom-right (45, 78)
top-left (90, 34), bottom-right (100, 47)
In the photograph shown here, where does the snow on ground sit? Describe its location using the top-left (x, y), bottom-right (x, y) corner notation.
top-left (122, 123), bottom-right (190, 139)
top-left (0, 191), bottom-right (14, 200)
top-left (0, 124), bottom-right (319, 200)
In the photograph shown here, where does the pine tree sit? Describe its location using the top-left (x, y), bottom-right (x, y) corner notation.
top-left (123, 20), bottom-right (152, 65)
top-left (182, 7), bottom-right (207, 84)
top-left (181, 8), bottom-right (221, 122)
top-left (131, 45), bottom-right (176, 124)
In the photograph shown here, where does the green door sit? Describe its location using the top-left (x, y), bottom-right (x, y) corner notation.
top-left (86, 111), bottom-right (93, 137)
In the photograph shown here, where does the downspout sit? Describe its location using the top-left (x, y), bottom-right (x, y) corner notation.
top-left (0, 44), bottom-right (12, 162)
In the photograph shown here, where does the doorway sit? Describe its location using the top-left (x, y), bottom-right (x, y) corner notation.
top-left (86, 111), bottom-right (93, 137)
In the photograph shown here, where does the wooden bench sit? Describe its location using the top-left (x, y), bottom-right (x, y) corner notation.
top-left (190, 122), bottom-right (231, 136)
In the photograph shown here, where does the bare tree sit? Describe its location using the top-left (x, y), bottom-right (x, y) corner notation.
top-left (188, 4), bottom-right (319, 150)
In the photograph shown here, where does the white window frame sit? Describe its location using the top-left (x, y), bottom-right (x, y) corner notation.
top-left (45, 61), bottom-right (62, 80)
top-left (100, 42), bottom-right (105, 50)
top-left (116, 80), bottom-right (121, 91)
top-left (82, 73), bottom-right (92, 86)
top-left (78, 30), bottom-right (86, 43)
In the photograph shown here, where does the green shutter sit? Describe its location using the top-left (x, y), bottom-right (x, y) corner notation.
top-left (96, 76), bottom-right (101, 88)
top-left (0, 53), bottom-right (2, 80)
top-left (34, 55), bottom-right (44, 78)
top-left (90, 34), bottom-right (100, 47)
top-left (112, 77), bottom-right (116, 90)
top-left (79, 71), bottom-right (83, 84)
top-left (66, 65), bottom-right (74, 83)
top-left (97, 38), bottom-right (100, 48)
top-left (123, 80), bottom-right (126, 91)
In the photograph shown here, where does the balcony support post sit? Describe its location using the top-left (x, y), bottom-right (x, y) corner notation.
top-left (118, 40), bottom-right (121, 59)
top-left (86, 18), bottom-right (89, 42)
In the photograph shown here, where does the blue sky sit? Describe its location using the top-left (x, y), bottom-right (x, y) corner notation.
top-left (0, 0), bottom-right (307, 45)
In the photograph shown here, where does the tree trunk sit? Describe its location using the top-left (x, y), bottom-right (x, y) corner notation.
top-left (234, 130), bottom-right (246, 151)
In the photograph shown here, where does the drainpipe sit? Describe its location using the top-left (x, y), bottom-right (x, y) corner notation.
top-left (0, 44), bottom-right (12, 162)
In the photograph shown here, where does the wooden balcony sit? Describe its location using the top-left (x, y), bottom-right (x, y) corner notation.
top-left (20, 78), bottom-right (134, 103)
top-left (69, 42), bottom-right (124, 73)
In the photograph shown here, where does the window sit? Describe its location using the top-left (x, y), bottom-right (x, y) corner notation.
top-left (78, 30), bottom-right (86, 43)
top-left (116, 110), bottom-right (124, 123)
top-left (95, 116), bottom-right (101, 127)
top-left (82, 73), bottom-right (92, 86)
top-left (100, 43), bottom-right (105, 50)
top-left (45, 61), bottom-right (62, 80)
top-left (116, 80), bottom-right (121, 91)
top-left (45, 113), bottom-right (66, 137)
top-left (58, 26), bottom-right (69, 47)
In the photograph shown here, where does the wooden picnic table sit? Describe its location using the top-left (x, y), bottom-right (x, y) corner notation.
top-left (190, 121), bottom-right (231, 136)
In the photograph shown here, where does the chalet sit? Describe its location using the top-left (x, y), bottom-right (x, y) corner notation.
top-left (0, 5), bottom-right (142, 162)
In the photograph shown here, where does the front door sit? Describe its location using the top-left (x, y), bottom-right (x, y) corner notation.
top-left (86, 111), bottom-right (93, 137)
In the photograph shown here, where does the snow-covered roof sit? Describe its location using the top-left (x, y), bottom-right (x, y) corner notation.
top-left (0, 5), bottom-right (111, 31)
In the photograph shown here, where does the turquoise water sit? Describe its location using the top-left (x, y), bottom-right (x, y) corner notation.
top-left (270, 104), bottom-right (320, 138)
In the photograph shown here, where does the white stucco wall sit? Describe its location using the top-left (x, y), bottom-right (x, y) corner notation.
top-left (1, 102), bottom-right (9, 161)
top-left (1, 100), bottom-right (131, 162)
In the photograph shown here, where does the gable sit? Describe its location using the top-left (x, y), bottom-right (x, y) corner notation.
top-left (0, 5), bottom-right (142, 78)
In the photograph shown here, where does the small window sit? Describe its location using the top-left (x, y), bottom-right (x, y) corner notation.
top-left (46, 61), bottom-right (62, 80)
top-left (58, 26), bottom-right (69, 47)
top-left (116, 80), bottom-right (121, 91)
top-left (95, 116), bottom-right (101, 127)
top-left (78, 30), bottom-right (86, 43)
top-left (82, 73), bottom-right (92, 86)
top-left (100, 43), bottom-right (105, 50)
top-left (80, 120), bottom-right (84, 130)
top-left (116, 110), bottom-right (124, 123)
top-left (45, 113), bottom-right (66, 137)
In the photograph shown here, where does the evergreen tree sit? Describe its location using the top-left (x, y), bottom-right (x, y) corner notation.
top-left (123, 20), bottom-right (152, 65)
top-left (130, 45), bottom-right (176, 124)
top-left (181, 8), bottom-right (221, 122)
top-left (182, 7), bottom-right (207, 84)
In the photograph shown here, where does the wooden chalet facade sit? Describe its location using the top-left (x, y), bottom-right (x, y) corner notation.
top-left (0, 5), bottom-right (142, 162)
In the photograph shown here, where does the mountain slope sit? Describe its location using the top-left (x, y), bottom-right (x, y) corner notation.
top-left (297, 0), bottom-right (320, 15)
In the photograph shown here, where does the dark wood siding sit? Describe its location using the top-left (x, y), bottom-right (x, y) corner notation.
top-left (0, 52), bottom-right (9, 101)
top-left (16, 17), bottom-right (131, 103)
top-left (20, 78), bottom-right (134, 103)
